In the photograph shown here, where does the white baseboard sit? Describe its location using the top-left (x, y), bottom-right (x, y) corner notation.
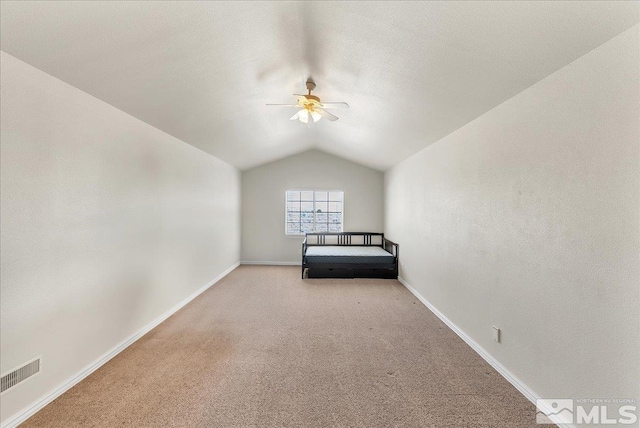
top-left (397, 276), bottom-right (570, 428)
top-left (240, 261), bottom-right (301, 266)
top-left (1, 262), bottom-right (240, 428)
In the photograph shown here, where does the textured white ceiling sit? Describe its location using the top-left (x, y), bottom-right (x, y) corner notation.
top-left (1, 1), bottom-right (638, 170)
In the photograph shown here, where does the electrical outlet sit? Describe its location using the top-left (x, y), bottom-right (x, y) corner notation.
top-left (493, 326), bottom-right (501, 343)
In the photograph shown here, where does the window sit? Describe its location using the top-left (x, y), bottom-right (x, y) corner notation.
top-left (286, 190), bottom-right (343, 235)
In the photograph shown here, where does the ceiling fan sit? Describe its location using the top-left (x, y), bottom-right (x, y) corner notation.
top-left (267, 79), bottom-right (349, 124)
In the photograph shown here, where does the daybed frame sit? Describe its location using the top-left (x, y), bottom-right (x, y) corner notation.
top-left (301, 232), bottom-right (399, 279)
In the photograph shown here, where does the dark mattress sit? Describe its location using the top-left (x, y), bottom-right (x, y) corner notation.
top-left (304, 246), bottom-right (395, 265)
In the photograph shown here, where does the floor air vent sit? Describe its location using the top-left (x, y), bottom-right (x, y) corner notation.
top-left (1, 358), bottom-right (40, 393)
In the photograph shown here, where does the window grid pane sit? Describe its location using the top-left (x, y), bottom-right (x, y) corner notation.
top-left (285, 190), bottom-right (343, 235)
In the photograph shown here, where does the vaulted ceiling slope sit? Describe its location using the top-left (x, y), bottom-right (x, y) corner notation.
top-left (1, 2), bottom-right (638, 170)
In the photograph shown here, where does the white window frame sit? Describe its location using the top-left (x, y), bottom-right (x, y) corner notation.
top-left (285, 190), bottom-right (344, 236)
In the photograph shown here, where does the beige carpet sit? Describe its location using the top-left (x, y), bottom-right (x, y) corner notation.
top-left (23, 266), bottom-right (538, 427)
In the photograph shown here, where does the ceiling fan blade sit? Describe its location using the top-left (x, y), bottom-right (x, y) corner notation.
top-left (317, 109), bottom-right (339, 122)
top-left (267, 104), bottom-right (301, 107)
top-left (320, 102), bottom-right (349, 109)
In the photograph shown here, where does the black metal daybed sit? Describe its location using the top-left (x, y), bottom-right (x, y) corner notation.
top-left (301, 232), bottom-right (398, 279)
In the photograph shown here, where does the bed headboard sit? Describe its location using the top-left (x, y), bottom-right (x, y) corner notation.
top-left (304, 232), bottom-right (384, 247)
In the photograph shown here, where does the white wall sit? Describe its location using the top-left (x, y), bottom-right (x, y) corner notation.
top-left (0, 52), bottom-right (241, 424)
top-left (241, 150), bottom-right (384, 263)
top-left (385, 25), bottom-right (639, 404)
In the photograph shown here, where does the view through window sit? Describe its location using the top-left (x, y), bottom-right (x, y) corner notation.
top-left (286, 190), bottom-right (343, 235)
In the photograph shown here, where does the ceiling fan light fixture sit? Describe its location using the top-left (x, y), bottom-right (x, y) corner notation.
top-left (290, 109), bottom-right (309, 124)
top-left (310, 110), bottom-right (322, 123)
